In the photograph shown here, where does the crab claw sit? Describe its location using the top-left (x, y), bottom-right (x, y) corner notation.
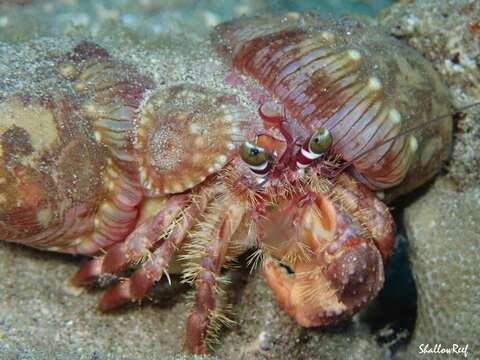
top-left (260, 174), bottom-right (394, 326)
top-left (263, 237), bottom-right (384, 326)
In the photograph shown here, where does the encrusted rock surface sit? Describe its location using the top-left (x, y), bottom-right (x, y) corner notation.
top-left (401, 180), bottom-right (480, 358)
top-left (381, 0), bottom-right (480, 358)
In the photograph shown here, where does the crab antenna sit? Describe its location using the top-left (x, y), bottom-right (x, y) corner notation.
top-left (331, 102), bottom-right (480, 177)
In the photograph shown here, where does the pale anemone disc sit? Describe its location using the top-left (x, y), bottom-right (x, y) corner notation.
top-left (135, 84), bottom-right (249, 195)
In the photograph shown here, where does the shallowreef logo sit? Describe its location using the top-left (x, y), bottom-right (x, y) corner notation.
top-left (419, 344), bottom-right (469, 358)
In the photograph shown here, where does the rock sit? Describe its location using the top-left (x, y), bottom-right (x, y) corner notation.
top-left (401, 180), bottom-right (480, 358)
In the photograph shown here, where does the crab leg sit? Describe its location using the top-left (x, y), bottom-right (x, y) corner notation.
top-left (185, 199), bottom-right (246, 354)
top-left (99, 191), bottom-right (211, 311)
top-left (72, 194), bottom-right (189, 286)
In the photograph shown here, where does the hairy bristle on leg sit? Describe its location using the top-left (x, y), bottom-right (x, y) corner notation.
top-left (184, 198), bottom-right (246, 354)
top-left (71, 195), bottom-right (189, 286)
top-left (98, 189), bottom-right (212, 311)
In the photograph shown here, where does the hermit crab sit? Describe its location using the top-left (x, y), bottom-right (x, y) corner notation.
top-left (0, 13), bottom-right (453, 354)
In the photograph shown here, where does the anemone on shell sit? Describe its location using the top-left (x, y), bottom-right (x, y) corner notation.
top-left (212, 13), bottom-right (452, 200)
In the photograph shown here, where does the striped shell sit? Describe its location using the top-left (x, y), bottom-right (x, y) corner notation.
top-left (212, 14), bottom-right (452, 199)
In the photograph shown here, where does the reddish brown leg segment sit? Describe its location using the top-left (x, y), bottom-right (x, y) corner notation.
top-left (72, 195), bottom-right (189, 286)
top-left (185, 201), bottom-right (245, 354)
top-left (99, 192), bottom-right (210, 310)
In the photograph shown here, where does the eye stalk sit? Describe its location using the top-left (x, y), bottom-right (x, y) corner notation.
top-left (240, 141), bottom-right (272, 177)
top-left (296, 127), bottom-right (333, 169)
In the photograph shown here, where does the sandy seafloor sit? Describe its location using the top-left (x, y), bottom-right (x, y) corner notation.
top-left (1, 0), bottom-right (479, 359)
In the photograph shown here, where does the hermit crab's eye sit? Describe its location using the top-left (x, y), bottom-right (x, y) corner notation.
top-left (240, 141), bottom-right (268, 166)
top-left (240, 141), bottom-right (272, 177)
top-left (296, 127), bottom-right (333, 169)
top-left (309, 127), bottom-right (332, 155)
